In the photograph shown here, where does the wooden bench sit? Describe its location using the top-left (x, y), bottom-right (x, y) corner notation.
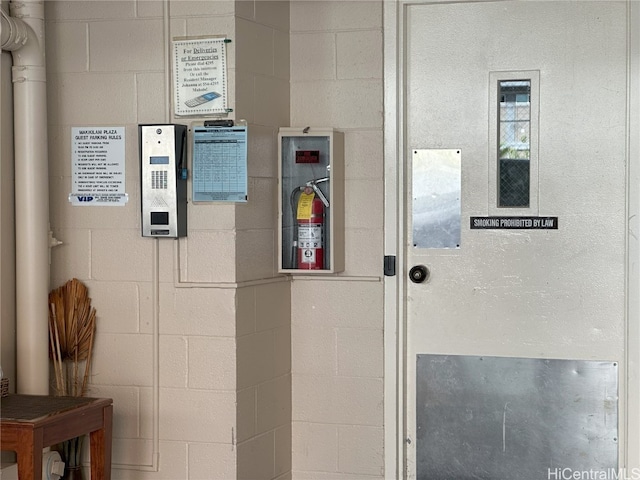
top-left (0, 395), bottom-right (113, 480)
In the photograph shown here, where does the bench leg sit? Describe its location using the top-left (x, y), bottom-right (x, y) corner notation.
top-left (89, 404), bottom-right (112, 480)
top-left (16, 428), bottom-right (43, 480)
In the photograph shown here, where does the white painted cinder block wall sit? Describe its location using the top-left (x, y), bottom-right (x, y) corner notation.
top-left (289, 2), bottom-right (385, 478)
top-left (42, 0), bottom-right (383, 479)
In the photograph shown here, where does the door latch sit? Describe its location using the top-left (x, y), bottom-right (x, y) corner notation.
top-left (384, 255), bottom-right (396, 276)
top-left (409, 265), bottom-right (429, 283)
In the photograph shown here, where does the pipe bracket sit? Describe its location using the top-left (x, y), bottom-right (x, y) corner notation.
top-left (10, 2), bottom-right (45, 21)
top-left (12, 64), bottom-right (46, 83)
top-left (49, 231), bottom-right (63, 249)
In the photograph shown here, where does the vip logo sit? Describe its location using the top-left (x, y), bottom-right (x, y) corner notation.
top-left (77, 196), bottom-right (94, 202)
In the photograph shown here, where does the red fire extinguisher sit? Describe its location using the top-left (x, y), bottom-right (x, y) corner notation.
top-left (296, 187), bottom-right (324, 269)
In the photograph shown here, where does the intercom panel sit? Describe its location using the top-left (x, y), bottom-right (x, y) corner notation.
top-left (139, 124), bottom-right (187, 237)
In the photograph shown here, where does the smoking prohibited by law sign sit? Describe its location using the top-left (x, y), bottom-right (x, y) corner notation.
top-left (173, 37), bottom-right (228, 116)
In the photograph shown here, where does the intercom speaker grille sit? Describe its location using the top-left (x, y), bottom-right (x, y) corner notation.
top-left (150, 197), bottom-right (168, 209)
top-left (151, 171), bottom-right (168, 189)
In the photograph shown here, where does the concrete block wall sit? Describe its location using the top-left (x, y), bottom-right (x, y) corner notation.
top-left (43, 0), bottom-right (384, 478)
top-left (236, 281), bottom-right (292, 480)
top-left (46, 1), bottom-right (290, 479)
top-left (47, 1), bottom-right (240, 477)
top-left (234, 3), bottom-right (292, 479)
top-left (289, 2), bottom-right (385, 478)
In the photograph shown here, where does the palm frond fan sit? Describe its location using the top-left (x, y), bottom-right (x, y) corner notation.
top-left (48, 278), bottom-right (97, 397)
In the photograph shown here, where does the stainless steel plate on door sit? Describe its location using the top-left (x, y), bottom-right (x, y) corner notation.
top-left (416, 354), bottom-right (618, 480)
top-left (411, 149), bottom-right (461, 249)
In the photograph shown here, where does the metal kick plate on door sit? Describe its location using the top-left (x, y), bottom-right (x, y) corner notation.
top-left (416, 355), bottom-right (618, 480)
top-left (412, 149), bottom-right (461, 249)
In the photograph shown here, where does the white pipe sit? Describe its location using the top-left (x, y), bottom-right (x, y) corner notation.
top-left (1, 0), bottom-right (49, 395)
top-left (0, 28), bottom-right (17, 394)
top-left (1, 9), bottom-right (28, 51)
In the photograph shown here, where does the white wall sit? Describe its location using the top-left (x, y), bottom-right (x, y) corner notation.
top-left (234, 4), bottom-right (292, 479)
top-left (45, 1), bottom-right (293, 478)
top-left (46, 1), bottom-right (239, 477)
top-left (289, 2), bottom-right (385, 478)
top-left (0, 0), bottom-right (386, 478)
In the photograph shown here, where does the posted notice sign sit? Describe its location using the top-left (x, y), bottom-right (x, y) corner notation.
top-left (470, 216), bottom-right (558, 229)
top-left (70, 127), bottom-right (127, 206)
top-left (192, 125), bottom-right (248, 202)
top-left (173, 37), bottom-right (228, 116)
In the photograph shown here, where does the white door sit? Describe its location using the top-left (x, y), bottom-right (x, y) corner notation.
top-left (403, 1), bottom-right (630, 478)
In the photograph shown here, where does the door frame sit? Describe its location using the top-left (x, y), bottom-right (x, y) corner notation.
top-left (382, 1), bottom-right (640, 478)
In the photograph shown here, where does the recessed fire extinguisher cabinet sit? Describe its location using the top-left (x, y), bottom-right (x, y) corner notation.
top-left (278, 127), bottom-right (344, 274)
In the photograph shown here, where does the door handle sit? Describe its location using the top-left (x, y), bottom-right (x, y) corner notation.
top-left (409, 265), bottom-right (429, 283)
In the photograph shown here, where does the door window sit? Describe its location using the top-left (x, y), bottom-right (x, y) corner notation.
top-left (489, 70), bottom-right (539, 214)
top-left (499, 80), bottom-right (531, 207)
